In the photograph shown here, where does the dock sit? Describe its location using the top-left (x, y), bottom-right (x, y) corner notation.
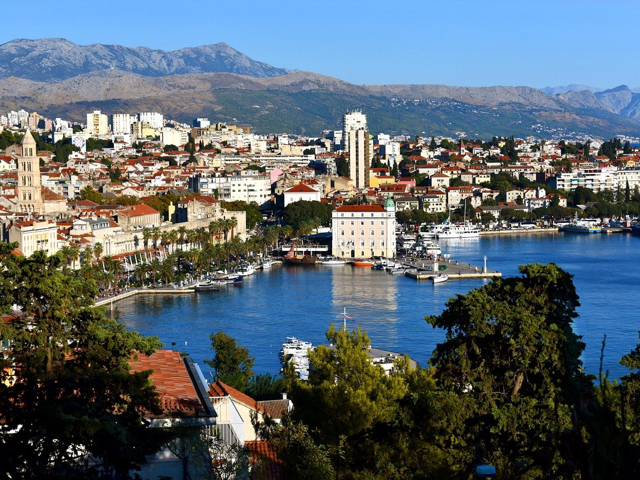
top-left (398, 257), bottom-right (501, 281)
top-left (94, 286), bottom-right (195, 307)
top-left (480, 227), bottom-right (558, 236)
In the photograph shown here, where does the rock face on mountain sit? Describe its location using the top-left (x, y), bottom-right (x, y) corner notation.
top-left (0, 38), bottom-right (291, 81)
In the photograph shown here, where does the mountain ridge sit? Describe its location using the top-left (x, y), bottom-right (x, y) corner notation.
top-left (2, 39), bottom-right (640, 138)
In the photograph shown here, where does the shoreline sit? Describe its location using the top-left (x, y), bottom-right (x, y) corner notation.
top-left (95, 287), bottom-right (195, 307)
top-left (479, 228), bottom-right (558, 236)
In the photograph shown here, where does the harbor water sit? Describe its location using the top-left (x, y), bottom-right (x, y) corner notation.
top-left (117, 233), bottom-right (640, 381)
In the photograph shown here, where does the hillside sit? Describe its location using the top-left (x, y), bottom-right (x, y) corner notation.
top-left (2, 39), bottom-right (640, 138)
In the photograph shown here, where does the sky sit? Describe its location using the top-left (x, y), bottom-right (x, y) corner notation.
top-left (4, 0), bottom-right (639, 89)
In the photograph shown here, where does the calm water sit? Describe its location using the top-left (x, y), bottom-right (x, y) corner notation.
top-left (117, 233), bottom-right (640, 380)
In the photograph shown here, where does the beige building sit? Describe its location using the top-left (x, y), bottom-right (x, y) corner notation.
top-left (9, 220), bottom-right (59, 257)
top-left (16, 131), bottom-right (43, 214)
top-left (86, 110), bottom-right (109, 136)
top-left (116, 204), bottom-right (162, 231)
top-left (347, 129), bottom-right (370, 190)
top-left (332, 198), bottom-right (396, 259)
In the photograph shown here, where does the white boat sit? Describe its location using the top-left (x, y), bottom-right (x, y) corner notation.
top-left (280, 337), bottom-right (313, 380)
top-left (432, 274), bottom-right (449, 284)
top-left (321, 256), bottom-right (346, 265)
top-left (387, 265), bottom-right (406, 275)
top-left (436, 223), bottom-right (481, 239)
top-left (235, 264), bottom-right (256, 276)
top-left (194, 280), bottom-right (223, 292)
top-left (416, 239), bottom-right (442, 257)
top-left (260, 258), bottom-right (273, 269)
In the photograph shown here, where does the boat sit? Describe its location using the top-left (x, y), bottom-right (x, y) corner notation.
top-left (194, 280), bottom-right (222, 292)
top-left (415, 239), bottom-right (442, 257)
top-left (280, 337), bottom-right (313, 380)
top-left (631, 223), bottom-right (640, 235)
top-left (285, 244), bottom-right (317, 265)
top-left (436, 223), bottom-right (481, 238)
top-left (388, 264), bottom-right (406, 275)
top-left (260, 258), bottom-right (273, 269)
top-left (560, 215), bottom-right (601, 234)
top-left (431, 274), bottom-right (449, 284)
top-left (235, 263), bottom-right (256, 276)
top-left (353, 260), bottom-right (374, 267)
top-left (320, 256), bottom-right (345, 265)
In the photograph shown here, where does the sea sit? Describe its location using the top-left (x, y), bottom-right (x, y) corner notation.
top-left (117, 232), bottom-right (640, 381)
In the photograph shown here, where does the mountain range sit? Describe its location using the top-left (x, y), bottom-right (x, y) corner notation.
top-left (2, 38), bottom-right (640, 139)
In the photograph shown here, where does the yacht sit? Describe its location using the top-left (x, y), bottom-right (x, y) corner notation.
top-left (560, 216), bottom-right (601, 234)
top-left (236, 263), bottom-right (256, 276)
top-left (280, 337), bottom-right (314, 380)
top-left (436, 223), bottom-right (481, 239)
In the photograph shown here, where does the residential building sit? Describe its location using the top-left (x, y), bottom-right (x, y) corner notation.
top-left (347, 129), bottom-right (370, 190)
top-left (115, 204), bottom-right (162, 231)
top-left (86, 110), bottom-right (109, 136)
top-left (138, 112), bottom-right (164, 129)
top-left (331, 197), bottom-right (396, 259)
top-left (9, 220), bottom-right (59, 257)
top-left (111, 114), bottom-right (134, 135)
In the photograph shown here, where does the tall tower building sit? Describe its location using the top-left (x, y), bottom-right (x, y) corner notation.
top-left (347, 129), bottom-right (370, 190)
top-left (343, 110), bottom-right (372, 189)
top-left (17, 130), bottom-right (43, 214)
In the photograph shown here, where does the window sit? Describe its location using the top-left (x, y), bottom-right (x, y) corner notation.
top-left (360, 230), bottom-right (364, 236)
top-left (350, 230), bottom-right (354, 236)
top-left (360, 221), bottom-right (364, 225)
top-left (341, 221), bottom-right (344, 225)
top-left (381, 240), bottom-right (385, 247)
top-left (371, 221), bottom-right (374, 225)
top-left (360, 241), bottom-right (364, 247)
top-left (350, 221), bottom-right (354, 225)
top-left (341, 231), bottom-right (344, 236)
top-left (371, 230), bottom-right (375, 236)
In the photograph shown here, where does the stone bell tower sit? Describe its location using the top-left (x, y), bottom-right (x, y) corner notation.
top-left (16, 129), bottom-right (43, 214)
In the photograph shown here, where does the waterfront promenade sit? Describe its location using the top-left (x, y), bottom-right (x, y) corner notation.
top-left (95, 285), bottom-right (195, 307)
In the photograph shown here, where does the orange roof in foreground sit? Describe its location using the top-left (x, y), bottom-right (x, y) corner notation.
top-left (129, 350), bottom-right (203, 415)
top-left (209, 379), bottom-right (266, 413)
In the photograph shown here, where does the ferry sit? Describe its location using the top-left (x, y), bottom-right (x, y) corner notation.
top-left (560, 216), bottom-right (601, 234)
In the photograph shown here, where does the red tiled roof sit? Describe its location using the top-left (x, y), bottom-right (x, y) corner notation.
top-left (245, 440), bottom-right (284, 479)
top-left (208, 380), bottom-right (266, 413)
top-left (129, 350), bottom-right (204, 415)
top-left (285, 184), bottom-right (318, 193)
top-left (119, 204), bottom-right (159, 217)
top-left (336, 204), bottom-right (385, 212)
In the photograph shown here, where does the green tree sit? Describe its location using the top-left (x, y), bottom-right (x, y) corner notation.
top-left (335, 155), bottom-right (349, 178)
top-left (0, 244), bottom-right (170, 478)
top-left (204, 331), bottom-right (255, 391)
top-left (426, 263), bottom-right (585, 477)
top-left (429, 137), bottom-right (437, 151)
top-left (78, 185), bottom-right (103, 203)
top-left (283, 200), bottom-right (334, 231)
top-left (290, 326), bottom-right (409, 470)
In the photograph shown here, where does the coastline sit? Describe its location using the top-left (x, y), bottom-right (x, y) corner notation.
top-left (480, 228), bottom-right (558, 236)
top-left (95, 287), bottom-right (195, 307)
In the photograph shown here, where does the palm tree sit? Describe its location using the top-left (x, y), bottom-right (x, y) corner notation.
top-left (168, 230), bottom-right (179, 253)
top-left (93, 242), bottom-right (104, 262)
top-left (82, 246), bottom-right (93, 265)
top-left (227, 216), bottom-right (238, 239)
top-left (149, 259), bottom-right (162, 285)
top-left (58, 245), bottom-right (74, 270)
top-left (68, 245), bottom-right (80, 270)
top-left (177, 226), bottom-right (187, 248)
top-left (135, 263), bottom-right (150, 285)
top-left (142, 227), bottom-right (151, 250)
top-left (151, 227), bottom-right (161, 249)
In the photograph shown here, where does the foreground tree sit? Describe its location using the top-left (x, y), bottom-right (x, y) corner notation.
top-left (0, 244), bottom-right (170, 478)
top-left (204, 331), bottom-right (255, 391)
top-left (426, 263), bottom-right (585, 477)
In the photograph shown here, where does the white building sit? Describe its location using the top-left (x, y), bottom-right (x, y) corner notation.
top-left (86, 110), bottom-right (109, 136)
top-left (283, 183), bottom-right (321, 207)
top-left (331, 198), bottom-right (396, 259)
top-left (191, 173), bottom-right (271, 207)
top-left (111, 114), bottom-right (134, 135)
top-left (347, 129), bottom-right (370, 190)
top-left (160, 128), bottom-right (188, 148)
top-left (138, 112), bottom-right (164, 129)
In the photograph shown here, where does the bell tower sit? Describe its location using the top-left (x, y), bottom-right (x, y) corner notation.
top-left (17, 129), bottom-right (43, 214)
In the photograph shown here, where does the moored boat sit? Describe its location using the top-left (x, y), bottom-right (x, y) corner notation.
top-left (320, 256), bottom-right (345, 265)
top-left (432, 274), bottom-right (449, 284)
top-left (195, 280), bottom-right (222, 292)
top-left (285, 244), bottom-right (317, 265)
top-left (353, 260), bottom-right (374, 267)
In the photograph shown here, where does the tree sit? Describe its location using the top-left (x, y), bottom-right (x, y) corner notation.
top-left (429, 137), bottom-right (437, 151)
top-left (289, 326), bottom-right (409, 471)
top-left (391, 160), bottom-right (399, 179)
top-left (0, 244), bottom-right (170, 477)
top-left (78, 185), bottom-right (103, 203)
top-left (204, 332), bottom-right (255, 391)
top-left (283, 200), bottom-right (333, 231)
top-left (426, 263), bottom-right (585, 477)
top-left (335, 155), bottom-right (349, 178)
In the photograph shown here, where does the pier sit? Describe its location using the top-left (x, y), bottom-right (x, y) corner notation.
top-left (95, 286), bottom-right (195, 307)
top-left (398, 256), bottom-right (501, 281)
top-left (479, 227), bottom-right (558, 236)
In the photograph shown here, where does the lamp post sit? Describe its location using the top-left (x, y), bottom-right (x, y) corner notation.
top-left (483, 255), bottom-right (487, 273)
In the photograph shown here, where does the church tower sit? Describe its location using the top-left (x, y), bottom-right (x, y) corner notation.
top-left (17, 130), bottom-right (43, 214)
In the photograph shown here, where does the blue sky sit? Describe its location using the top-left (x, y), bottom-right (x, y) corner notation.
top-left (5, 0), bottom-right (638, 88)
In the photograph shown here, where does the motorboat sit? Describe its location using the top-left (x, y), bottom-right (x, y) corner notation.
top-left (320, 256), bottom-right (346, 265)
top-left (432, 274), bottom-right (449, 284)
top-left (280, 337), bottom-right (314, 380)
top-left (353, 260), bottom-right (374, 267)
top-left (194, 280), bottom-right (222, 292)
top-left (260, 258), bottom-right (273, 269)
top-left (236, 263), bottom-right (256, 276)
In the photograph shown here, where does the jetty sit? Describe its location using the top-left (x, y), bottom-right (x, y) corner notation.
top-left (479, 227), bottom-right (558, 236)
top-left (95, 286), bottom-right (195, 307)
top-left (398, 256), bottom-right (501, 281)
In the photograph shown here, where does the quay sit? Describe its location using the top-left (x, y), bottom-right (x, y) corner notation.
top-left (479, 227), bottom-right (558, 236)
top-left (398, 256), bottom-right (501, 281)
top-left (95, 286), bottom-right (195, 307)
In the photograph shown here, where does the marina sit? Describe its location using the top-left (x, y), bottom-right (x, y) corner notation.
top-left (116, 233), bottom-right (640, 382)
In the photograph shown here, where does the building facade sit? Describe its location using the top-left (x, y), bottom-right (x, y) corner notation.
top-left (86, 110), bottom-right (109, 136)
top-left (16, 131), bottom-right (43, 214)
top-left (331, 198), bottom-right (396, 259)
